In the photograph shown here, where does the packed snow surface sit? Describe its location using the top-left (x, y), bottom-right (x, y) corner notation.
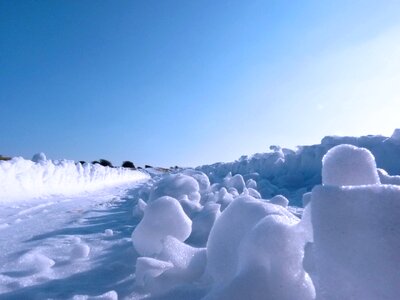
top-left (1, 130), bottom-right (400, 299)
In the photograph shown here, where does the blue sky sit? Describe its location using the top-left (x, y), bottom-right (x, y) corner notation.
top-left (1, 1), bottom-right (400, 167)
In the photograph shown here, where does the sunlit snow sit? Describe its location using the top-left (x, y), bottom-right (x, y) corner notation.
top-left (1, 130), bottom-right (400, 299)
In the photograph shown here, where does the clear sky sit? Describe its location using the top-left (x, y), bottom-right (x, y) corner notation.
top-left (1, 0), bottom-right (400, 167)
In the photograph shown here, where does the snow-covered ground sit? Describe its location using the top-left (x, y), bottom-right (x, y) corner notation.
top-left (1, 131), bottom-right (400, 299)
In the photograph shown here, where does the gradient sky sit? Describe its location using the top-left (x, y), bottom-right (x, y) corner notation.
top-left (1, 0), bottom-right (400, 167)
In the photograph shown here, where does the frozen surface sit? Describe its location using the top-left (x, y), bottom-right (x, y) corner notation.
top-left (1, 131), bottom-right (400, 299)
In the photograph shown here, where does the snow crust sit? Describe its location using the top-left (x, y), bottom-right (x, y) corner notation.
top-left (0, 154), bottom-right (150, 202)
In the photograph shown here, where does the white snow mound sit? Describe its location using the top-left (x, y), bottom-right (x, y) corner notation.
top-left (322, 144), bottom-right (380, 186)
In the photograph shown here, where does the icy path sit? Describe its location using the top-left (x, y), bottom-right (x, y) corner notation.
top-left (0, 182), bottom-right (148, 299)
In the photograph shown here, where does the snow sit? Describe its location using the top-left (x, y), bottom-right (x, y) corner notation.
top-left (206, 195), bottom-right (298, 286)
top-left (269, 194), bottom-right (289, 207)
top-left (1, 131), bottom-right (400, 299)
top-left (197, 128), bottom-right (400, 206)
top-left (0, 154), bottom-right (150, 202)
top-left (322, 144), bottom-right (380, 186)
top-left (308, 184), bottom-right (400, 299)
top-left (131, 196), bottom-right (192, 256)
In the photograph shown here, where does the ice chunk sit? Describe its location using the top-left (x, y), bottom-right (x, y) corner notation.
top-left (322, 144), bottom-right (380, 186)
top-left (132, 196), bottom-right (192, 256)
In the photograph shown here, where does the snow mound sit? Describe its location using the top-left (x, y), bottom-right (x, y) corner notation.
top-left (132, 196), bottom-right (192, 256)
top-left (322, 144), bottom-right (380, 186)
top-left (18, 251), bottom-right (55, 274)
top-left (149, 173), bottom-right (201, 202)
top-left (205, 214), bottom-right (314, 300)
top-left (0, 155), bottom-right (150, 202)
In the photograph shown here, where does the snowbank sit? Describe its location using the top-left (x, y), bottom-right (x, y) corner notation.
top-left (130, 135), bottom-right (400, 299)
top-left (197, 129), bottom-right (400, 205)
top-left (0, 154), bottom-right (150, 202)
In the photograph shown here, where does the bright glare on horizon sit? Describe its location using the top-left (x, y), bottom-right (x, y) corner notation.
top-left (1, 1), bottom-right (399, 167)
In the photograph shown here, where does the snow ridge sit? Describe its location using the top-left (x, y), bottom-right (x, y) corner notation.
top-left (0, 154), bottom-right (150, 202)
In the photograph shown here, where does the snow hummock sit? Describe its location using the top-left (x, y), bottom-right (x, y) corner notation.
top-left (0, 154), bottom-right (150, 202)
top-left (132, 196), bottom-right (192, 256)
top-left (322, 144), bottom-right (380, 186)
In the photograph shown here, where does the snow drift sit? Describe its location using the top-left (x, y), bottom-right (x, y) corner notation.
top-left (0, 153), bottom-right (150, 202)
top-left (130, 131), bottom-right (400, 300)
top-left (197, 130), bottom-right (400, 205)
